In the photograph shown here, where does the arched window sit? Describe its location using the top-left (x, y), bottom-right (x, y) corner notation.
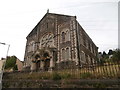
top-left (32, 43), bottom-right (35, 51)
top-left (85, 54), bottom-right (88, 64)
top-left (83, 36), bottom-right (86, 47)
top-left (30, 43), bottom-right (31, 52)
top-left (81, 51), bottom-right (85, 63)
top-left (61, 32), bottom-right (65, 42)
top-left (62, 49), bottom-right (65, 60)
top-left (66, 30), bottom-right (70, 41)
top-left (87, 55), bottom-right (91, 64)
top-left (66, 48), bottom-right (69, 60)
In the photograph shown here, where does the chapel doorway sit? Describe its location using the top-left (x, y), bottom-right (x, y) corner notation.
top-left (43, 52), bottom-right (50, 71)
top-left (44, 59), bottom-right (50, 71)
top-left (35, 54), bottom-right (40, 71)
top-left (36, 61), bottom-right (40, 71)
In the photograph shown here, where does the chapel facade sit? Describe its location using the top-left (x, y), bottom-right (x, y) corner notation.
top-left (24, 12), bottom-right (98, 71)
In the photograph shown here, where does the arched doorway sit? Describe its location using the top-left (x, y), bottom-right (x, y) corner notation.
top-left (35, 54), bottom-right (40, 71)
top-left (33, 49), bottom-right (52, 71)
top-left (43, 52), bottom-right (50, 71)
top-left (44, 59), bottom-right (50, 71)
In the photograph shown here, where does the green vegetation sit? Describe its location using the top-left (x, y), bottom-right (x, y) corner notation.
top-left (61, 73), bottom-right (71, 79)
top-left (5, 56), bottom-right (17, 70)
top-left (111, 49), bottom-right (120, 62)
top-left (80, 72), bottom-right (92, 79)
top-left (98, 49), bottom-right (120, 65)
top-left (93, 83), bottom-right (106, 88)
top-left (52, 72), bottom-right (61, 80)
top-left (52, 72), bottom-right (71, 80)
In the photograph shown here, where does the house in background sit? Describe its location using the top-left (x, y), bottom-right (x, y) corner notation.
top-left (16, 59), bottom-right (23, 71)
top-left (0, 58), bottom-right (5, 72)
top-left (24, 12), bottom-right (98, 71)
top-left (2, 56), bottom-right (23, 72)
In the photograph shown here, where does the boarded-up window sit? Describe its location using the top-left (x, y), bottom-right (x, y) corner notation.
top-left (62, 32), bottom-right (65, 42)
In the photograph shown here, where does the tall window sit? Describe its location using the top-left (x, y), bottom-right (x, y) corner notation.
top-left (88, 42), bottom-right (91, 51)
top-left (85, 54), bottom-right (88, 64)
top-left (81, 51), bottom-right (85, 63)
top-left (66, 31), bottom-right (70, 41)
top-left (92, 46), bottom-right (95, 55)
top-left (83, 36), bottom-right (86, 47)
top-left (27, 45), bottom-right (29, 52)
top-left (62, 49), bottom-right (65, 60)
top-left (46, 23), bottom-right (48, 28)
top-left (62, 32), bottom-right (65, 42)
top-left (66, 48), bottom-right (69, 60)
top-left (32, 43), bottom-right (35, 51)
top-left (90, 57), bottom-right (93, 64)
top-left (87, 55), bottom-right (91, 64)
top-left (29, 43), bottom-right (31, 52)
top-left (90, 43), bottom-right (93, 52)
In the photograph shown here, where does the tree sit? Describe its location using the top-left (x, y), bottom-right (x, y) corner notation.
top-left (112, 49), bottom-right (120, 62)
top-left (108, 49), bottom-right (113, 55)
top-left (99, 51), bottom-right (109, 65)
top-left (102, 51), bottom-right (107, 57)
top-left (5, 56), bottom-right (17, 69)
top-left (98, 52), bottom-right (102, 54)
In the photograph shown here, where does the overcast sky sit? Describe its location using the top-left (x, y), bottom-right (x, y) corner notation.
top-left (0, 0), bottom-right (118, 61)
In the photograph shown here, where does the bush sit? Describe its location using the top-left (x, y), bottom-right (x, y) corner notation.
top-left (93, 83), bottom-right (106, 88)
top-left (112, 49), bottom-right (120, 62)
top-left (80, 72), bottom-right (92, 79)
top-left (5, 56), bottom-right (17, 69)
top-left (61, 73), bottom-right (71, 79)
top-left (52, 72), bottom-right (61, 80)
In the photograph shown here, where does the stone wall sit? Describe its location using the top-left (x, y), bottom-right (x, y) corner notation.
top-left (2, 79), bottom-right (119, 88)
top-left (55, 61), bottom-right (77, 70)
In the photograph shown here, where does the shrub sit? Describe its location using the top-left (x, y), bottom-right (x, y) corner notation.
top-left (52, 72), bottom-right (61, 80)
top-left (80, 72), bottom-right (92, 79)
top-left (93, 83), bottom-right (106, 88)
top-left (112, 49), bottom-right (120, 62)
top-left (61, 73), bottom-right (71, 79)
top-left (5, 56), bottom-right (17, 69)
top-left (3, 82), bottom-right (10, 88)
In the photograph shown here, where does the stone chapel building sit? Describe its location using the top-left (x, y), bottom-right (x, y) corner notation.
top-left (24, 12), bottom-right (98, 71)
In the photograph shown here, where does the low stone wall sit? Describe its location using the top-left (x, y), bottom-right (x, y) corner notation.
top-left (2, 71), bottom-right (120, 88)
top-left (2, 79), bottom-right (119, 88)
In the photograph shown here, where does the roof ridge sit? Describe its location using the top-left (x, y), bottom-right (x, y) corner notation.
top-left (48, 12), bottom-right (75, 17)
